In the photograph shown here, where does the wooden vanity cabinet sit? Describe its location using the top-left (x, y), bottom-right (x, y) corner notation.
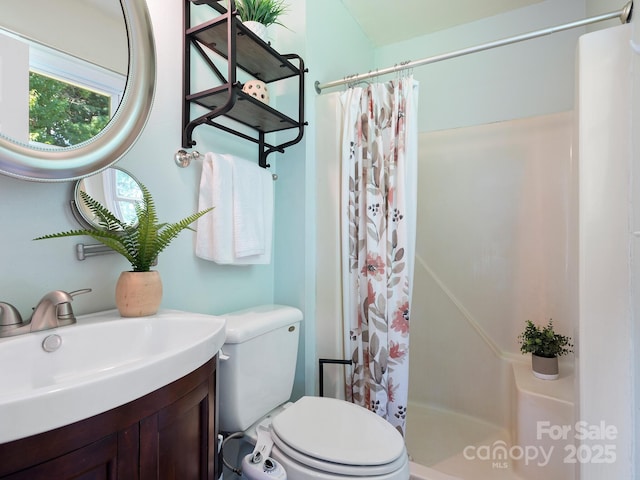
top-left (0, 357), bottom-right (218, 480)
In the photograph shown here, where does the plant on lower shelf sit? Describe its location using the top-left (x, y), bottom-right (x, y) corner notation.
top-left (518, 320), bottom-right (573, 358)
top-left (233, 0), bottom-right (289, 27)
top-left (34, 183), bottom-right (213, 272)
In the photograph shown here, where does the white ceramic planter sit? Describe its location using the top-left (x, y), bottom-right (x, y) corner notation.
top-left (242, 21), bottom-right (268, 43)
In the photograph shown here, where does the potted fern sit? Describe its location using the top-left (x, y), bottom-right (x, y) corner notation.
top-left (232, 0), bottom-right (289, 42)
top-left (518, 320), bottom-right (573, 380)
top-left (34, 183), bottom-right (212, 317)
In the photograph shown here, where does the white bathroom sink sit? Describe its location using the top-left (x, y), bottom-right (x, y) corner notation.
top-left (0, 309), bottom-right (226, 444)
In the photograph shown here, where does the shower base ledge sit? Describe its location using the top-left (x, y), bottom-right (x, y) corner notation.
top-left (511, 359), bottom-right (575, 480)
top-left (511, 358), bottom-right (574, 405)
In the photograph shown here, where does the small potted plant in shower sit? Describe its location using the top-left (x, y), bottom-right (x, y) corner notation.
top-left (518, 320), bottom-right (573, 380)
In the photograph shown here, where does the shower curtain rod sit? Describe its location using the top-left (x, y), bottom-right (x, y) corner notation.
top-left (314, 1), bottom-right (633, 94)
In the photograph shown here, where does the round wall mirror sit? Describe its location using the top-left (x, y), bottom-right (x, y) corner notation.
top-left (0, 0), bottom-right (155, 182)
top-left (73, 167), bottom-right (143, 229)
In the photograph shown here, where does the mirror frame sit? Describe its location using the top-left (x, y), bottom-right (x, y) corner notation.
top-left (0, 0), bottom-right (156, 182)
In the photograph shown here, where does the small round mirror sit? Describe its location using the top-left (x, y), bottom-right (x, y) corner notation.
top-left (73, 167), bottom-right (143, 229)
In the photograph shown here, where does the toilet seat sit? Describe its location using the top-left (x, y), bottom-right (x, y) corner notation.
top-left (269, 396), bottom-right (407, 476)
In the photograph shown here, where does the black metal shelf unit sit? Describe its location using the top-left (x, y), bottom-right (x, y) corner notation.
top-left (183, 0), bottom-right (306, 168)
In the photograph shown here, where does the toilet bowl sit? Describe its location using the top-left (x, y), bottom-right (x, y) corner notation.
top-left (268, 396), bottom-right (409, 479)
top-left (219, 305), bottom-right (409, 480)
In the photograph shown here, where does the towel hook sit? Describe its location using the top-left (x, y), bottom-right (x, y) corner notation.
top-left (175, 149), bottom-right (201, 168)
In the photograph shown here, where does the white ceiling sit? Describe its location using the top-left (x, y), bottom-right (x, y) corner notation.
top-left (341, 0), bottom-right (545, 46)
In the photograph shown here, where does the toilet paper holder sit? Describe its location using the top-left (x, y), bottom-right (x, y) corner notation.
top-left (318, 358), bottom-right (352, 397)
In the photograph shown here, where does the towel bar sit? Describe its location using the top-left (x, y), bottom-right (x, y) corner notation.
top-left (174, 149), bottom-right (278, 180)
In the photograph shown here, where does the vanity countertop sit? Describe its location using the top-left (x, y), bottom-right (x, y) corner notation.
top-left (0, 309), bottom-right (226, 444)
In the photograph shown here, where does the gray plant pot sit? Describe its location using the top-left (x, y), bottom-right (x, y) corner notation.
top-left (531, 354), bottom-right (559, 380)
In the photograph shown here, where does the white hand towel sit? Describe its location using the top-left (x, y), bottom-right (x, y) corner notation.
top-left (233, 164), bottom-right (273, 265)
top-left (195, 153), bottom-right (233, 262)
top-left (195, 153), bottom-right (273, 265)
top-left (232, 157), bottom-right (265, 258)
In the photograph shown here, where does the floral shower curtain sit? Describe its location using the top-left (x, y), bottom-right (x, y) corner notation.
top-left (340, 76), bottom-right (419, 436)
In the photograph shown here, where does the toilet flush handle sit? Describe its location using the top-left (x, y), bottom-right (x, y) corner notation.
top-left (219, 350), bottom-right (230, 361)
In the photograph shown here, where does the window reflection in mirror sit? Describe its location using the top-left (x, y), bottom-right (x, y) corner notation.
top-left (30, 72), bottom-right (110, 147)
top-left (76, 168), bottom-right (143, 229)
top-left (0, 0), bottom-right (127, 147)
top-left (29, 41), bottom-right (126, 147)
top-left (0, 29), bottom-right (126, 147)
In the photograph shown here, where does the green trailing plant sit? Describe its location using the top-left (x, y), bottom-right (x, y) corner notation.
top-left (233, 0), bottom-right (289, 27)
top-left (518, 320), bottom-right (573, 358)
top-left (34, 183), bottom-right (213, 272)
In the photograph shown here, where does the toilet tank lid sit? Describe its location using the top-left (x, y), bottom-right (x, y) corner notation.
top-left (223, 304), bottom-right (303, 344)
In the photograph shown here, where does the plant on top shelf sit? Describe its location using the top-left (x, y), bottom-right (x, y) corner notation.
top-left (233, 0), bottom-right (289, 28)
top-left (34, 183), bottom-right (213, 272)
top-left (518, 319), bottom-right (573, 380)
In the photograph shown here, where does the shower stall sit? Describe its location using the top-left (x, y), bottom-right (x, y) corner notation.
top-left (404, 111), bottom-right (576, 480)
top-left (314, 14), bottom-right (634, 480)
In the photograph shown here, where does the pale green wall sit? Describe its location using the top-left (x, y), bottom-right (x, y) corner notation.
top-left (373, 0), bottom-right (625, 133)
top-left (272, 0), bottom-right (374, 397)
top-left (2, 0), bottom-right (624, 406)
top-left (0, 0), bottom-right (372, 401)
top-left (0, 0), bottom-right (277, 321)
top-left (375, 0), bottom-right (587, 133)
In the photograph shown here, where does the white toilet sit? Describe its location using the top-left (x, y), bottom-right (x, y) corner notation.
top-left (219, 304), bottom-right (409, 480)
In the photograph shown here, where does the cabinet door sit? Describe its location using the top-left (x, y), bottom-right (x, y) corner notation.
top-left (140, 375), bottom-right (216, 480)
top-left (0, 360), bottom-right (216, 480)
top-left (3, 434), bottom-right (118, 480)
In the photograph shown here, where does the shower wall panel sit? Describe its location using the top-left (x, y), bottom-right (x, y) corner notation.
top-left (411, 111), bottom-right (576, 426)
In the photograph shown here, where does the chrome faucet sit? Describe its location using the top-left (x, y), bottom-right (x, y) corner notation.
top-left (0, 289), bottom-right (91, 338)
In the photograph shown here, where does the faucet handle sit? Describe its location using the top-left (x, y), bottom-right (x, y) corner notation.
top-left (0, 302), bottom-right (23, 327)
top-left (69, 288), bottom-right (92, 299)
top-left (56, 289), bottom-right (92, 326)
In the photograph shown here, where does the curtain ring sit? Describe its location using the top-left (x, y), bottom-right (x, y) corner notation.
top-left (345, 73), bottom-right (358, 89)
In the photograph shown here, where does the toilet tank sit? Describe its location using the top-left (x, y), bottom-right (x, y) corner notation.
top-left (218, 304), bottom-right (302, 432)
